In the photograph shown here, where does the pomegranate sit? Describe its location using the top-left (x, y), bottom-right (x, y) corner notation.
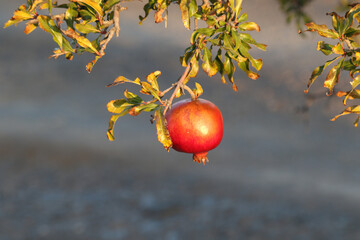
top-left (165, 98), bottom-right (224, 165)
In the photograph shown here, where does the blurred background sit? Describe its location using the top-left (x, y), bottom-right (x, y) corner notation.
top-left (1, 0), bottom-right (360, 239)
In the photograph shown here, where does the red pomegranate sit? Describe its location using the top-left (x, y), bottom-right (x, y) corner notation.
top-left (165, 98), bottom-right (224, 165)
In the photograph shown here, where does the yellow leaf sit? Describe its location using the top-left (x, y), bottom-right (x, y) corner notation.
top-left (154, 108), bottom-right (172, 151)
top-left (193, 82), bottom-right (203, 98)
top-left (72, 0), bottom-right (103, 16)
top-left (107, 115), bottom-right (121, 141)
top-left (179, 0), bottom-right (190, 29)
top-left (238, 22), bottom-right (260, 32)
top-left (331, 105), bottom-right (360, 121)
top-left (39, 3), bottom-right (49, 10)
top-left (13, 10), bottom-right (33, 20)
top-left (4, 9), bottom-right (34, 28)
top-left (29, 0), bottom-right (45, 12)
top-left (107, 99), bottom-right (132, 114)
top-left (62, 28), bottom-right (100, 55)
top-left (24, 23), bottom-right (37, 34)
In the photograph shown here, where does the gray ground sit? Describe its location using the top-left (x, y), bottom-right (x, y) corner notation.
top-left (1, 138), bottom-right (360, 240)
top-left (1, 0), bottom-right (360, 239)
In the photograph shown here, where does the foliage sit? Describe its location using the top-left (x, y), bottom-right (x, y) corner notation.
top-left (4, 0), bottom-right (266, 150)
top-left (3, 0), bottom-right (358, 161)
top-left (4, 0), bottom-right (126, 72)
top-left (304, 3), bottom-right (360, 126)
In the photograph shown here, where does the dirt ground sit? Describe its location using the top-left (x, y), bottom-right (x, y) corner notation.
top-left (1, 137), bottom-right (360, 240)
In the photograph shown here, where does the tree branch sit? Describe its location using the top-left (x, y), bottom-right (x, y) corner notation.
top-left (163, 62), bottom-right (192, 116)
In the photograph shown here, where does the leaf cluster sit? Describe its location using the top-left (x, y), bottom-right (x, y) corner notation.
top-left (305, 4), bottom-right (360, 126)
top-left (139, 0), bottom-right (267, 91)
top-left (4, 0), bottom-right (124, 72)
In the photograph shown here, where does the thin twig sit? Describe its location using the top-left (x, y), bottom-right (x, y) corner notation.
top-left (163, 62), bottom-right (192, 116)
top-left (99, 3), bottom-right (126, 55)
top-left (100, 28), bottom-right (116, 55)
top-left (27, 13), bottom-right (66, 25)
top-left (113, 3), bottom-right (122, 37)
top-left (160, 83), bottom-right (177, 96)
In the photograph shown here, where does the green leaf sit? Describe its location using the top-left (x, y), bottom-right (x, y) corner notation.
top-left (223, 33), bottom-right (234, 50)
top-left (224, 53), bottom-right (234, 76)
top-left (103, 0), bottom-right (120, 12)
top-left (189, 0), bottom-right (197, 17)
top-left (214, 51), bottom-right (226, 85)
top-left (237, 13), bottom-right (248, 23)
top-left (344, 4), bottom-right (360, 31)
top-left (238, 43), bottom-right (263, 71)
top-left (128, 102), bottom-right (159, 116)
top-left (231, 29), bottom-right (241, 51)
top-left (180, 46), bottom-right (195, 66)
top-left (224, 52), bottom-right (238, 90)
top-left (317, 41), bottom-right (334, 55)
top-left (75, 23), bottom-right (101, 34)
top-left (72, 0), bottom-right (103, 16)
top-left (154, 108), bottom-right (172, 151)
top-left (238, 33), bottom-right (267, 51)
top-left (65, 2), bottom-right (78, 27)
top-left (107, 99), bottom-right (133, 114)
top-left (139, 0), bottom-right (155, 24)
top-left (235, 0), bottom-right (243, 18)
top-left (202, 47), bottom-right (218, 77)
top-left (324, 58), bottom-right (344, 95)
top-left (331, 12), bottom-right (346, 36)
top-left (79, 9), bottom-right (97, 22)
top-left (345, 27), bottom-right (360, 38)
top-left (343, 60), bottom-right (357, 71)
top-left (124, 90), bottom-right (143, 104)
top-left (196, 28), bottom-right (216, 37)
top-left (38, 15), bottom-right (70, 51)
top-left (238, 59), bottom-right (259, 80)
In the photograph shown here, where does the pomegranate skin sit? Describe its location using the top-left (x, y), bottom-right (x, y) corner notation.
top-left (165, 98), bottom-right (224, 164)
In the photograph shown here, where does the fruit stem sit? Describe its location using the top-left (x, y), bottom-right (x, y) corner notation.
top-left (182, 85), bottom-right (197, 100)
